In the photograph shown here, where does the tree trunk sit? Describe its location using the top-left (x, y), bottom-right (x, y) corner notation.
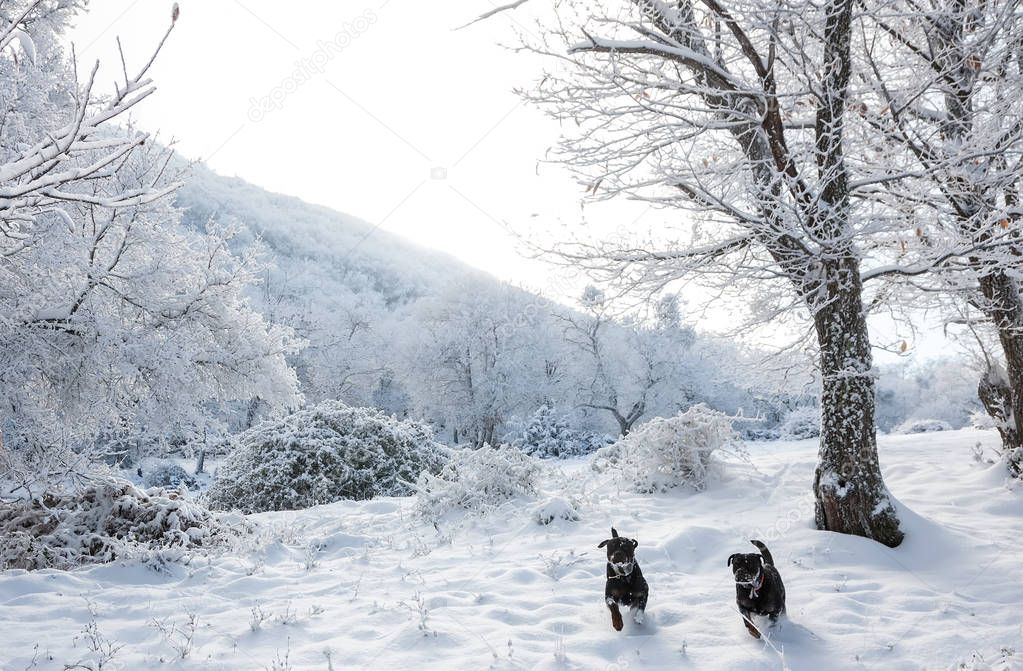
top-left (615, 413), bottom-right (630, 437)
top-left (978, 271), bottom-right (1023, 476)
top-left (812, 261), bottom-right (904, 547)
top-left (608, 407), bottom-right (639, 437)
top-left (481, 417), bottom-right (497, 448)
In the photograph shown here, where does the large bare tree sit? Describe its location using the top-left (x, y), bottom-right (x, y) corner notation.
top-left (510, 0), bottom-right (912, 545)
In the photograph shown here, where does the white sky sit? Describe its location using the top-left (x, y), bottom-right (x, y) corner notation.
top-left (66, 0), bottom-right (950, 362)
top-left (67, 0), bottom-right (632, 297)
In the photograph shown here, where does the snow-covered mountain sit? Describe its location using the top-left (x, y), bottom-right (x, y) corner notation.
top-left (169, 166), bottom-right (767, 442)
top-left (175, 164), bottom-right (496, 307)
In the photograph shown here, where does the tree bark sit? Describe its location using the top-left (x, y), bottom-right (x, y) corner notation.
top-left (812, 261), bottom-right (905, 547)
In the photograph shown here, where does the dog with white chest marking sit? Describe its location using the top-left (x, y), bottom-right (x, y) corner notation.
top-left (728, 539), bottom-right (786, 638)
top-left (598, 527), bottom-right (648, 631)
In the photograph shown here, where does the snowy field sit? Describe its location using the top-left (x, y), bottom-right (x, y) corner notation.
top-left (1, 429), bottom-right (1020, 671)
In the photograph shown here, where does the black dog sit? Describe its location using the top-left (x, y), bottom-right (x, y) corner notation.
top-left (727, 540), bottom-right (786, 638)
top-left (598, 527), bottom-right (649, 631)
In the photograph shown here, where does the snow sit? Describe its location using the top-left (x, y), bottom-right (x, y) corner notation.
top-left (1, 429), bottom-right (1020, 670)
top-left (894, 418), bottom-right (954, 434)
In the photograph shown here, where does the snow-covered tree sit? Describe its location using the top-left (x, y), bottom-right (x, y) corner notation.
top-left (509, 402), bottom-right (610, 458)
top-left (406, 278), bottom-right (560, 447)
top-left (0, 2), bottom-right (301, 492)
top-left (513, 0), bottom-right (911, 545)
top-left (558, 286), bottom-right (696, 436)
top-left (854, 0), bottom-right (1023, 476)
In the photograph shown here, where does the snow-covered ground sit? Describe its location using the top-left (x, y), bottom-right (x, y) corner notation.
top-left (1, 429), bottom-right (1020, 670)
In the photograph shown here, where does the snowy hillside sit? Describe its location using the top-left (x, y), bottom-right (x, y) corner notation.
top-left (166, 164), bottom-right (779, 443)
top-left (174, 165), bottom-right (495, 305)
top-left (2, 429), bottom-right (1018, 670)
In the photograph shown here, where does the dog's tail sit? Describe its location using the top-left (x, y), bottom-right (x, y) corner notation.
top-left (750, 540), bottom-right (774, 566)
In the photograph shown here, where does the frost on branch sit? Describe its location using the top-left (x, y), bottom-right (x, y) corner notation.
top-left (206, 401), bottom-right (447, 513)
top-left (414, 444), bottom-right (541, 518)
top-left (592, 405), bottom-right (744, 493)
top-left (0, 478), bottom-right (237, 570)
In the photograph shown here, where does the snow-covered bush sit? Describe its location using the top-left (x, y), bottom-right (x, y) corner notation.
top-left (591, 404), bottom-right (742, 493)
top-left (533, 496), bottom-right (580, 525)
top-left (740, 426), bottom-right (782, 442)
top-left (0, 478), bottom-right (237, 570)
top-left (895, 418), bottom-right (954, 434)
top-left (778, 406), bottom-right (821, 440)
top-left (143, 463), bottom-right (198, 490)
top-left (206, 401), bottom-right (447, 513)
top-left (970, 410), bottom-right (999, 431)
top-left (415, 444), bottom-right (541, 517)
top-left (510, 404), bottom-right (612, 458)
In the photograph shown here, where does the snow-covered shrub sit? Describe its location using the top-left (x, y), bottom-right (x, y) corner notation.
top-left (511, 404), bottom-right (612, 458)
top-left (0, 478), bottom-right (237, 570)
top-left (533, 496), bottom-right (580, 525)
top-left (206, 401), bottom-right (446, 513)
top-left (970, 410), bottom-right (999, 431)
top-left (778, 406), bottom-right (820, 440)
top-left (951, 647), bottom-right (1018, 671)
top-left (415, 444), bottom-right (541, 517)
top-left (740, 426), bottom-right (781, 442)
top-left (591, 404), bottom-right (742, 493)
top-left (143, 462), bottom-right (198, 490)
top-left (895, 418), bottom-right (953, 434)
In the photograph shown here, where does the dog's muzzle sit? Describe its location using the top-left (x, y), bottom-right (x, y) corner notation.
top-left (611, 560), bottom-right (635, 577)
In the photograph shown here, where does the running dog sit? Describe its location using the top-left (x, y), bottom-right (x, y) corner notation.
top-left (727, 540), bottom-right (786, 638)
top-left (598, 527), bottom-right (649, 631)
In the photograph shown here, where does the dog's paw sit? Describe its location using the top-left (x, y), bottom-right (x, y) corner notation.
top-left (611, 612), bottom-right (624, 631)
top-left (632, 610), bottom-right (645, 625)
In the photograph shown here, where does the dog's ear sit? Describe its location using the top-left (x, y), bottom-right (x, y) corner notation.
top-left (630, 539), bottom-right (638, 549)
top-left (759, 555), bottom-right (766, 566)
top-left (611, 527), bottom-right (619, 538)
top-left (598, 539), bottom-right (609, 548)
top-left (727, 553), bottom-right (738, 567)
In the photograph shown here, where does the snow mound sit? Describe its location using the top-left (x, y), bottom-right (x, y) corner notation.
top-left (415, 444), bottom-right (540, 518)
top-left (0, 478), bottom-right (237, 570)
top-left (592, 404), bottom-right (743, 493)
top-left (533, 496), bottom-right (580, 525)
top-left (207, 401), bottom-right (447, 513)
top-left (895, 418), bottom-right (954, 434)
